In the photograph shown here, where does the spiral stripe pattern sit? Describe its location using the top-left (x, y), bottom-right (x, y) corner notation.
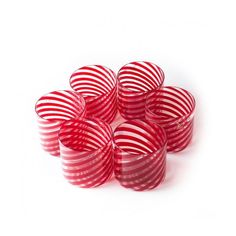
top-left (117, 61), bottom-right (165, 120)
top-left (113, 120), bottom-right (167, 191)
top-left (58, 118), bottom-right (113, 187)
top-left (35, 90), bottom-right (86, 156)
top-left (145, 86), bottom-right (195, 152)
top-left (70, 65), bottom-right (117, 123)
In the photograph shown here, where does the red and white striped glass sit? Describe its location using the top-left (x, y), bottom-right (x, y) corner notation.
top-left (117, 61), bottom-right (165, 120)
top-left (35, 90), bottom-right (86, 156)
top-left (145, 86), bottom-right (195, 152)
top-left (113, 119), bottom-right (167, 191)
top-left (58, 118), bottom-right (113, 188)
top-left (70, 65), bottom-right (117, 124)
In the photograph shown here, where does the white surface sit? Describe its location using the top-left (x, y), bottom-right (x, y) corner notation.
top-left (0, 0), bottom-right (236, 235)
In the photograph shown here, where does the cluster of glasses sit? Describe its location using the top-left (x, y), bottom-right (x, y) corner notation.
top-left (35, 61), bottom-right (195, 191)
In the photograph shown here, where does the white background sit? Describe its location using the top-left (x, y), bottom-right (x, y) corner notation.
top-left (0, 0), bottom-right (236, 235)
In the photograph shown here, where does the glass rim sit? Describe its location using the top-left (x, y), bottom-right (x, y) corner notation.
top-left (35, 90), bottom-right (86, 123)
top-left (58, 117), bottom-right (113, 153)
top-left (117, 61), bottom-right (165, 93)
top-left (69, 64), bottom-right (117, 99)
top-left (145, 86), bottom-right (196, 122)
top-left (113, 119), bottom-right (167, 156)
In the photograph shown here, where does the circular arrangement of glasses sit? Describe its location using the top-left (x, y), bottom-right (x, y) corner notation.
top-left (35, 62), bottom-right (196, 191)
